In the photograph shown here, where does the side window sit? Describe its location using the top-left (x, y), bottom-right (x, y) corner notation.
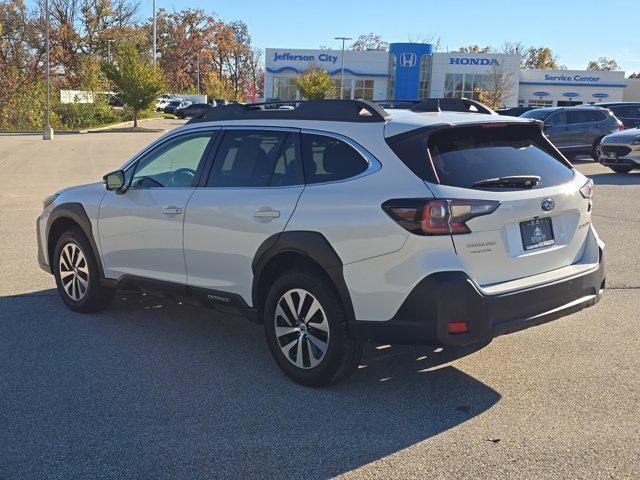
top-left (130, 132), bottom-right (213, 188)
top-left (301, 134), bottom-right (369, 184)
top-left (567, 110), bottom-right (589, 124)
top-left (546, 111), bottom-right (567, 126)
top-left (207, 130), bottom-right (289, 187)
top-left (592, 110), bottom-right (608, 122)
top-left (270, 134), bottom-right (304, 187)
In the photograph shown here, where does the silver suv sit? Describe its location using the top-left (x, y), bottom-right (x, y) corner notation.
top-left (522, 106), bottom-right (623, 160)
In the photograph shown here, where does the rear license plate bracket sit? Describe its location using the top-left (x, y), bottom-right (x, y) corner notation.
top-left (520, 217), bottom-right (555, 251)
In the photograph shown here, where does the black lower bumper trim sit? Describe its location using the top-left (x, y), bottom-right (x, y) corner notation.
top-left (349, 252), bottom-right (605, 347)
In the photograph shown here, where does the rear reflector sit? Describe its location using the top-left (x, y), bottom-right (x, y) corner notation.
top-left (448, 321), bottom-right (469, 334)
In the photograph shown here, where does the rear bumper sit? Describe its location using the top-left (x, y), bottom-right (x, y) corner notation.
top-left (349, 249), bottom-right (605, 346)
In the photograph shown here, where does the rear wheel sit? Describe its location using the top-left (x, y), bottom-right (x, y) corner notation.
top-left (264, 270), bottom-right (362, 387)
top-left (610, 165), bottom-right (633, 174)
top-left (53, 228), bottom-right (114, 313)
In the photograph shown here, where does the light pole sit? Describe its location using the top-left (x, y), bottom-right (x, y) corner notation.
top-left (196, 55), bottom-right (200, 95)
top-left (43, 0), bottom-right (53, 140)
top-left (334, 36), bottom-right (351, 100)
top-left (152, 0), bottom-right (157, 63)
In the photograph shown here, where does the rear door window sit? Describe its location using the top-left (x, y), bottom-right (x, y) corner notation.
top-left (207, 130), bottom-right (291, 187)
top-left (387, 124), bottom-right (574, 190)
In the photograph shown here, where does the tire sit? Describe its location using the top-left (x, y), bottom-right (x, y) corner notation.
top-left (610, 166), bottom-right (633, 174)
top-left (592, 138), bottom-right (604, 161)
top-left (264, 270), bottom-right (362, 387)
top-left (53, 228), bottom-right (114, 313)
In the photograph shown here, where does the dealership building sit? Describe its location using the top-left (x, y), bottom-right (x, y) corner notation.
top-left (265, 43), bottom-right (634, 107)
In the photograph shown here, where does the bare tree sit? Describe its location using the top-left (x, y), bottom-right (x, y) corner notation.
top-left (475, 63), bottom-right (515, 109)
top-left (350, 33), bottom-right (388, 51)
top-left (408, 33), bottom-right (441, 51)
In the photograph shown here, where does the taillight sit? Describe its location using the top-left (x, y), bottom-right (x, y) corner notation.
top-left (580, 178), bottom-right (594, 199)
top-left (382, 199), bottom-right (500, 235)
top-left (618, 123), bottom-right (625, 131)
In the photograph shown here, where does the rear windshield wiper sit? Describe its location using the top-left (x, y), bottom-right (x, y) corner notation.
top-left (472, 175), bottom-right (540, 188)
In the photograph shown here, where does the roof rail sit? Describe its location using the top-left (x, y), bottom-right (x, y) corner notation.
top-left (187, 99), bottom-right (390, 124)
top-left (375, 98), bottom-right (497, 115)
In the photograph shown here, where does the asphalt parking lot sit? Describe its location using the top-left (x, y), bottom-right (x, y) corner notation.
top-left (1, 118), bottom-right (639, 479)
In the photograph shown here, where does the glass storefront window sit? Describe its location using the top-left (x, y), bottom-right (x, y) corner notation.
top-left (445, 73), bottom-right (487, 100)
top-left (354, 80), bottom-right (374, 101)
top-left (418, 54), bottom-right (431, 99)
top-left (388, 54), bottom-right (396, 99)
top-left (273, 77), bottom-right (297, 100)
top-left (328, 78), bottom-right (352, 100)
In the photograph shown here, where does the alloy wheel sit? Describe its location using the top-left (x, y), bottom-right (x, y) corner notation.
top-left (274, 288), bottom-right (330, 369)
top-left (58, 242), bottom-right (89, 301)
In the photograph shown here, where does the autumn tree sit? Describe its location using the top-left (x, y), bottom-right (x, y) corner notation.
top-left (586, 57), bottom-right (620, 71)
top-left (629, 72), bottom-right (639, 79)
top-left (102, 43), bottom-right (165, 127)
top-left (350, 33), bottom-right (388, 51)
top-left (295, 68), bottom-right (332, 100)
top-left (523, 47), bottom-right (565, 69)
top-left (475, 63), bottom-right (515, 109)
top-left (459, 45), bottom-right (491, 53)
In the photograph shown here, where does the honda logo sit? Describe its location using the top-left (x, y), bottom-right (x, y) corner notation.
top-left (400, 52), bottom-right (417, 68)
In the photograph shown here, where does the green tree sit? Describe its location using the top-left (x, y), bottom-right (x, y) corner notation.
top-left (294, 68), bottom-right (332, 100)
top-left (523, 47), bottom-right (565, 69)
top-left (586, 57), bottom-right (620, 71)
top-left (101, 43), bottom-right (165, 127)
top-left (350, 33), bottom-right (388, 51)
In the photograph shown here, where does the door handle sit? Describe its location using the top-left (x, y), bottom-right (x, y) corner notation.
top-left (253, 208), bottom-right (280, 219)
top-left (161, 205), bottom-right (183, 215)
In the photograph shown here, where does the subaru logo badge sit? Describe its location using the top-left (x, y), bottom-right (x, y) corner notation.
top-left (541, 198), bottom-right (555, 212)
top-left (400, 52), bottom-right (417, 68)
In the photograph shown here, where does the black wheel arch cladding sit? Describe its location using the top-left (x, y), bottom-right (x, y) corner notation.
top-left (252, 231), bottom-right (356, 323)
top-left (46, 202), bottom-right (105, 277)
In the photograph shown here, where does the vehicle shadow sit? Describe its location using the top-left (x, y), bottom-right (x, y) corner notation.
top-left (589, 171), bottom-right (640, 186)
top-left (0, 291), bottom-right (500, 480)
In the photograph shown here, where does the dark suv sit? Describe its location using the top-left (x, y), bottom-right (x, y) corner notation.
top-left (596, 102), bottom-right (640, 129)
top-left (521, 106), bottom-right (623, 159)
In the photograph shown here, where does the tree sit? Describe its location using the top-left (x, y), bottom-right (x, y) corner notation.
top-left (501, 41), bottom-right (527, 67)
top-left (350, 33), bottom-right (388, 51)
top-left (586, 57), bottom-right (619, 71)
top-left (459, 45), bottom-right (491, 53)
top-left (629, 72), bottom-right (639, 79)
top-left (101, 43), bottom-right (165, 127)
top-left (408, 33), bottom-right (441, 51)
top-left (294, 68), bottom-right (332, 100)
top-left (523, 47), bottom-right (565, 69)
top-left (475, 63), bottom-right (515, 109)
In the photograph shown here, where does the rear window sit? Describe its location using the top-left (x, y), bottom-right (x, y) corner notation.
top-left (388, 124), bottom-right (574, 190)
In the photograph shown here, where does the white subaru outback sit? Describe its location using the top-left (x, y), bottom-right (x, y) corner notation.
top-left (37, 99), bottom-right (605, 386)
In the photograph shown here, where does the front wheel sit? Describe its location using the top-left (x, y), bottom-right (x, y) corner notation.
top-left (264, 270), bottom-right (362, 387)
top-left (53, 228), bottom-right (114, 313)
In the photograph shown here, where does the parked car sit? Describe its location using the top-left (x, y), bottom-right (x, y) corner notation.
top-left (155, 98), bottom-right (171, 111)
top-left (496, 106), bottom-right (534, 117)
top-left (596, 102), bottom-right (640, 129)
top-left (521, 106), bottom-right (623, 159)
top-left (37, 99), bottom-right (604, 386)
top-left (175, 103), bottom-right (212, 119)
top-left (214, 99), bottom-right (228, 106)
top-left (597, 127), bottom-right (640, 173)
top-left (163, 100), bottom-right (191, 115)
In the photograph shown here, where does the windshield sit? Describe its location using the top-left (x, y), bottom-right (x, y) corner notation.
top-left (521, 109), bottom-right (554, 121)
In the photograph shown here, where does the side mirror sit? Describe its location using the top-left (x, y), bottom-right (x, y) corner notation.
top-left (103, 170), bottom-right (125, 192)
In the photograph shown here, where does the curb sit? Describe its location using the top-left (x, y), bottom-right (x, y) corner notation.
top-left (0, 117), bottom-right (167, 136)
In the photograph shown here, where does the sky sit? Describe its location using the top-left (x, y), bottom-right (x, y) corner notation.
top-left (48, 0), bottom-right (640, 73)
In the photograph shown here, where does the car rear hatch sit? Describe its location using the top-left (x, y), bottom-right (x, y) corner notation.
top-left (387, 122), bottom-right (594, 286)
